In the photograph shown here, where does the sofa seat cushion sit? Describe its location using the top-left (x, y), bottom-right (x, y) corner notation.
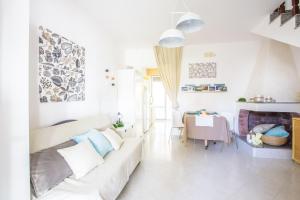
top-left (35, 138), bottom-right (143, 200)
top-left (78, 138), bottom-right (143, 200)
top-left (33, 178), bottom-right (102, 200)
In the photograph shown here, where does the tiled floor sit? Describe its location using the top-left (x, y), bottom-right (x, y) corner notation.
top-left (118, 120), bottom-right (300, 200)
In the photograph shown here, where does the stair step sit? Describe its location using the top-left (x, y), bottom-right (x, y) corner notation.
top-left (270, 11), bottom-right (280, 23)
top-left (296, 14), bottom-right (300, 29)
top-left (281, 11), bottom-right (294, 26)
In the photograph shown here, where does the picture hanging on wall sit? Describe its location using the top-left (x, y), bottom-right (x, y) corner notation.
top-left (188, 62), bottom-right (217, 78)
top-left (39, 26), bottom-right (86, 103)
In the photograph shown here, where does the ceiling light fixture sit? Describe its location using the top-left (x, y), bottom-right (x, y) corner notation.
top-left (176, 12), bottom-right (204, 33)
top-left (158, 0), bottom-right (204, 48)
top-left (159, 29), bottom-right (185, 48)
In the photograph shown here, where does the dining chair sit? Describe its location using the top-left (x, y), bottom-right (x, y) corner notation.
top-left (169, 109), bottom-right (184, 141)
top-left (220, 112), bottom-right (238, 149)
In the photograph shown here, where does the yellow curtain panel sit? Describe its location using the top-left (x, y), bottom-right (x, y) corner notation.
top-left (153, 46), bottom-right (183, 108)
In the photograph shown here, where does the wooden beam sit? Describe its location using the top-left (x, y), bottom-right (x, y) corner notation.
top-left (292, 0), bottom-right (299, 15)
top-left (279, 3), bottom-right (286, 14)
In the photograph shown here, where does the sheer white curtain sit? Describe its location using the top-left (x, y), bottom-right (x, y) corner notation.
top-left (153, 46), bottom-right (183, 109)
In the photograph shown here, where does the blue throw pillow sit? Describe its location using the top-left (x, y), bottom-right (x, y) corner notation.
top-left (72, 129), bottom-right (113, 157)
top-left (265, 126), bottom-right (289, 137)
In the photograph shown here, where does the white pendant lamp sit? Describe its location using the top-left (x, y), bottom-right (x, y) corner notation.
top-left (176, 12), bottom-right (204, 33)
top-left (159, 29), bottom-right (185, 48)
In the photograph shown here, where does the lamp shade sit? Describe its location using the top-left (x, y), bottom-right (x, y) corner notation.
top-left (159, 29), bottom-right (185, 48)
top-left (176, 12), bottom-right (204, 33)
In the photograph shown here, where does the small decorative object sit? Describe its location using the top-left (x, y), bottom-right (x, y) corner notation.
top-left (254, 95), bottom-right (264, 103)
top-left (247, 133), bottom-right (263, 147)
top-left (105, 68), bottom-right (116, 86)
top-left (238, 97), bottom-right (247, 102)
top-left (248, 95), bottom-right (276, 103)
top-left (203, 52), bottom-right (216, 58)
top-left (181, 83), bottom-right (227, 92)
top-left (249, 97), bottom-right (255, 102)
top-left (189, 62), bottom-right (217, 78)
top-left (39, 26), bottom-right (86, 103)
top-left (264, 96), bottom-right (276, 103)
top-left (113, 112), bottom-right (124, 129)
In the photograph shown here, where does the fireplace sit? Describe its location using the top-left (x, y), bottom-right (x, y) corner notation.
top-left (239, 109), bottom-right (299, 144)
top-left (237, 109), bottom-right (300, 159)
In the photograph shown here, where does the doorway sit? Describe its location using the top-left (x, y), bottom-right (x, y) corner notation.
top-left (151, 76), bottom-right (172, 120)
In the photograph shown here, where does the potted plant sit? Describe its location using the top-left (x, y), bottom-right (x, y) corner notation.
top-left (113, 121), bottom-right (124, 129)
top-left (237, 97), bottom-right (247, 102)
top-left (113, 112), bottom-right (125, 133)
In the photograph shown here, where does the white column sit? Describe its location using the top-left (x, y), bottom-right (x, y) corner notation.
top-left (0, 0), bottom-right (30, 200)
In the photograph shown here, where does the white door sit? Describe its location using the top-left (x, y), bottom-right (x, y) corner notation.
top-left (117, 69), bottom-right (135, 125)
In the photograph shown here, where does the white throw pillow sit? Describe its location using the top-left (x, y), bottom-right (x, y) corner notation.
top-left (102, 128), bottom-right (124, 150)
top-left (57, 140), bottom-right (104, 179)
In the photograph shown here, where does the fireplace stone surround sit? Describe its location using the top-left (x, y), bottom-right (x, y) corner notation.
top-left (239, 109), bottom-right (299, 141)
top-left (237, 109), bottom-right (300, 159)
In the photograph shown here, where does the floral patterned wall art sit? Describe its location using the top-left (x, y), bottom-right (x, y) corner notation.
top-left (39, 26), bottom-right (86, 103)
top-left (188, 62), bottom-right (217, 78)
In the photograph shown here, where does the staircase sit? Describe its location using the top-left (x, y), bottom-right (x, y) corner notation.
top-left (252, 0), bottom-right (300, 47)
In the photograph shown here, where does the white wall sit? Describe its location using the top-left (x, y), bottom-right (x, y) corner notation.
top-left (246, 40), bottom-right (300, 102)
top-left (291, 46), bottom-right (300, 79)
top-left (122, 41), bottom-right (261, 114)
top-left (122, 40), bottom-right (300, 115)
top-left (30, 0), bottom-right (119, 129)
top-left (179, 42), bottom-right (261, 113)
top-left (0, 0), bottom-right (30, 199)
top-left (122, 48), bottom-right (157, 67)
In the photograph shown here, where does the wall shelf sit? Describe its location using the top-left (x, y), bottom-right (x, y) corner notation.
top-left (236, 102), bottom-right (300, 113)
top-left (237, 102), bottom-right (300, 104)
top-left (182, 91), bottom-right (227, 93)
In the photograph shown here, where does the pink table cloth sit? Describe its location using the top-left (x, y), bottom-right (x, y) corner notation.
top-left (183, 114), bottom-right (231, 144)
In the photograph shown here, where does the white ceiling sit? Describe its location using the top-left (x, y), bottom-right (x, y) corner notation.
top-left (75, 0), bottom-right (282, 48)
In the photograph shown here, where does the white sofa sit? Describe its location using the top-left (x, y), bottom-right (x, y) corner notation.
top-left (30, 114), bottom-right (143, 200)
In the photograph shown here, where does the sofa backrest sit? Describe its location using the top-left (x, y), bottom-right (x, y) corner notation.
top-left (30, 114), bottom-right (112, 153)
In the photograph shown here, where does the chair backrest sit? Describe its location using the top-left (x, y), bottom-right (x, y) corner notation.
top-left (172, 109), bottom-right (184, 128)
top-left (220, 112), bottom-right (234, 131)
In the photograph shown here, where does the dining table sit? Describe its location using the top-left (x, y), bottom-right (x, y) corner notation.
top-left (182, 113), bottom-right (231, 149)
